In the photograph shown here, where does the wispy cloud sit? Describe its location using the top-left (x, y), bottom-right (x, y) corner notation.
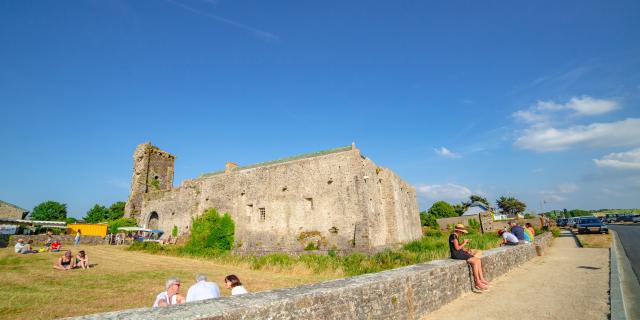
top-left (539, 182), bottom-right (578, 202)
top-left (514, 118), bottom-right (640, 152)
top-left (165, 0), bottom-right (279, 42)
top-left (513, 96), bottom-right (619, 124)
top-left (434, 146), bottom-right (460, 158)
top-left (107, 179), bottom-right (130, 190)
top-left (593, 148), bottom-right (640, 170)
top-left (416, 183), bottom-right (472, 201)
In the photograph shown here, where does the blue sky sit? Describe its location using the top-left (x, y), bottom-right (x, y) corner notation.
top-left (1, 1), bottom-right (639, 218)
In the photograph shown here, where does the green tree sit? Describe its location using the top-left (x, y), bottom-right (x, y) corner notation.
top-left (108, 217), bottom-right (138, 234)
top-left (427, 201), bottom-right (458, 218)
top-left (30, 201), bottom-right (67, 221)
top-left (496, 196), bottom-right (527, 216)
top-left (469, 195), bottom-right (490, 207)
top-left (419, 211), bottom-right (438, 228)
top-left (84, 204), bottom-right (109, 223)
top-left (451, 203), bottom-right (466, 216)
top-left (107, 201), bottom-right (126, 220)
top-left (185, 208), bottom-right (235, 252)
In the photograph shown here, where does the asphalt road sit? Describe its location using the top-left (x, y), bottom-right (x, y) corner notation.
top-left (608, 224), bottom-right (640, 283)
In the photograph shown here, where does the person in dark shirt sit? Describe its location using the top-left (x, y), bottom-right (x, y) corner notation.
top-left (509, 222), bottom-right (526, 242)
top-left (449, 224), bottom-right (490, 290)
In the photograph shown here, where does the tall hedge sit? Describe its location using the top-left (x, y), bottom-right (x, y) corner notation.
top-left (185, 208), bottom-right (235, 252)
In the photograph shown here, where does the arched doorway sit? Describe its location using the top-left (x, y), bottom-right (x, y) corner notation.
top-left (148, 212), bottom-right (159, 230)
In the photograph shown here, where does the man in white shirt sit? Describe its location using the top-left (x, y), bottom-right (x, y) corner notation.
top-left (186, 274), bottom-right (220, 303)
top-left (498, 229), bottom-right (519, 245)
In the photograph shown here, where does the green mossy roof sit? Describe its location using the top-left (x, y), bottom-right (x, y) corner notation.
top-left (201, 145), bottom-right (353, 177)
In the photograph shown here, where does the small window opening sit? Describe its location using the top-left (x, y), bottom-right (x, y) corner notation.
top-left (282, 186), bottom-right (288, 192)
top-left (327, 178), bottom-right (333, 185)
top-left (305, 198), bottom-right (314, 210)
top-left (259, 208), bottom-right (266, 221)
top-left (154, 175), bottom-right (159, 179)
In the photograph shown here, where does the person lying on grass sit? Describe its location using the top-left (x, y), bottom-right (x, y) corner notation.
top-left (449, 224), bottom-right (490, 291)
top-left (50, 240), bottom-right (61, 252)
top-left (76, 250), bottom-right (90, 269)
top-left (53, 250), bottom-right (76, 270)
top-left (153, 277), bottom-right (185, 307)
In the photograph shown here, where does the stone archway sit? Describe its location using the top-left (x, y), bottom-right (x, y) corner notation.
top-left (148, 212), bottom-right (159, 230)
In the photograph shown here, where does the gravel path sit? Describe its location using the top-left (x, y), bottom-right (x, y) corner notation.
top-left (422, 230), bottom-right (609, 320)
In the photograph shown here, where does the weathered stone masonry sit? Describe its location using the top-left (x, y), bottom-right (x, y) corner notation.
top-left (124, 143), bottom-right (422, 254)
top-left (70, 233), bottom-right (553, 320)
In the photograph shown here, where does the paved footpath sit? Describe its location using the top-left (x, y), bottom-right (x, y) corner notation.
top-left (423, 231), bottom-right (609, 320)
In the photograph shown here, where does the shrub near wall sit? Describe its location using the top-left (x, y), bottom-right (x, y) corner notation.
top-left (183, 208), bottom-right (235, 254)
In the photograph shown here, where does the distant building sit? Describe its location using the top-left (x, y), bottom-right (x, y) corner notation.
top-left (125, 142), bottom-right (422, 254)
top-left (0, 200), bottom-right (28, 220)
top-left (461, 201), bottom-right (490, 216)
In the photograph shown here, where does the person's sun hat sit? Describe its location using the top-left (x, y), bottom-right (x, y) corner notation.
top-left (454, 224), bottom-right (468, 234)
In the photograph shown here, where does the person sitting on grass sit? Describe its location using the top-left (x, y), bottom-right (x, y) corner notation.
top-left (498, 229), bottom-right (519, 246)
top-left (523, 224), bottom-right (534, 242)
top-left (19, 240), bottom-right (38, 254)
top-left (153, 277), bottom-right (185, 307)
top-left (53, 250), bottom-right (76, 270)
top-left (224, 275), bottom-right (248, 295)
top-left (76, 250), bottom-right (90, 269)
top-left (449, 224), bottom-right (490, 291)
top-left (50, 240), bottom-right (61, 252)
top-left (14, 239), bottom-right (25, 253)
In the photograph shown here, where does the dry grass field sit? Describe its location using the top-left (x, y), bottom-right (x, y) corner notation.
top-left (0, 245), bottom-right (340, 319)
top-left (575, 233), bottom-right (611, 248)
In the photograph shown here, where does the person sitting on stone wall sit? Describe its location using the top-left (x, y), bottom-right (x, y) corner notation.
top-left (449, 224), bottom-right (490, 291)
top-left (224, 275), bottom-right (248, 295)
top-left (75, 250), bottom-right (90, 269)
top-left (524, 223), bottom-right (535, 242)
top-left (509, 222), bottom-right (529, 244)
top-left (498, 229), bottom-right (519, 246)
top-left (153, 277), bottom-right (185, 307)
top-left (186, 274), bottom-right (220, 302)
top-left (53, 250), bottom-right (76, 270)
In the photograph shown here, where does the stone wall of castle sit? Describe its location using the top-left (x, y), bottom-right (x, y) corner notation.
top-left (0, 201), bottom-right (25, 219)
top-left (124, 143), bottom-right (175, 219)
top-left (133, 146), bottom-right (421, 254)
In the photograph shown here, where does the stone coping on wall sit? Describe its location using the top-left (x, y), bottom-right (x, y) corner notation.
top-left (68, 233), bottom-right (553, 320)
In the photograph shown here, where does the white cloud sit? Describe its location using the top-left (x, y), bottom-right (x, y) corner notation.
top-left (416, 183), bottom-right (472, 200)
top-left (557, 183), bottom-right (578, 193)
top-left (593, 148), bottom-right (640, 170)
top-left (515, 96), bottom-right (618, 120)
top-left (565, 96), bottom-right (618, 115)
top-left (515, 118), bottom-right (640, 152)
top-left (434, 146), bottom-right (460, 158)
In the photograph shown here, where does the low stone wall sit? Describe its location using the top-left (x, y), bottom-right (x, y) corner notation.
top-left (70, 233), bottom-right (553, 320)
top-left (436, 215), bottom-right (544, 233)
top-left (9, 234), bottom-right (105, 246)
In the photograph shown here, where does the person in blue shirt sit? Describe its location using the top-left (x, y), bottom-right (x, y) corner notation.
top-left (509, 222), bottom-right (529, 243)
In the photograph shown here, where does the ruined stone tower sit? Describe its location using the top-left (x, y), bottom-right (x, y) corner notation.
top-left (124, 142), bottom-right (175, 220)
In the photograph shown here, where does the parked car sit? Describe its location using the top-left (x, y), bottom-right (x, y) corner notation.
top-left (605, 214), bottom-right (619, 223)
top-left (556, 218), bottom-right (568, 227)
top-left (615, 214), bottom-right (634, 222)
top-left (576, 217), bottom-right (609, 234)
top-left (633, 215), bottom-right (640, 223)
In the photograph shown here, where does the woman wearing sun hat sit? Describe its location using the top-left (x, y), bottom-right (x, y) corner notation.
top-left (449, 224), bottom-right (490, 290)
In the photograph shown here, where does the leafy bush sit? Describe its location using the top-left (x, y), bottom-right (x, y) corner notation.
top-left (108, 218), bottom-right (138, 234)
top-left (127, 241), bottom-right (164, 253)
top-left (467, 219), bottom-right (481, 232)
top-left (304, 242), bottom-right (319, 251)
top-left (420, 212), bottom-right (439, 228)
top-left (184, 208), bottom-right (235, 253)
top-left (550, 226), bottom-right (561, 237)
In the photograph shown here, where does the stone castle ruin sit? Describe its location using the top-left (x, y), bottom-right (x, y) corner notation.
top-left (124, 142), bottom-right (421, 254)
